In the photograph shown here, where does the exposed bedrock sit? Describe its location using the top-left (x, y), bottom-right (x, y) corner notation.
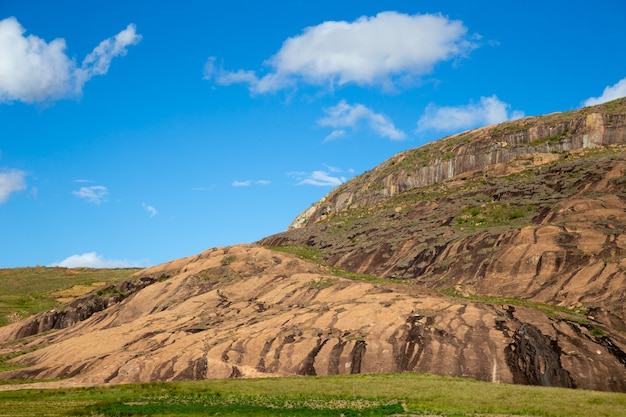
top-left (1, 245), bottom-right (625, 391)
top-left (290, 106), bottom-right (626, 229)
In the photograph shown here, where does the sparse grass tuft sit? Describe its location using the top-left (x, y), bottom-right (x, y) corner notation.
top-left (269, 245), bottom-right (323, 263)
top-left (269, 245), bottom-right (393, 285)
top-left (438, 287), bottom-right (588, 324)
top-left (590, 327), bottom-right (606, 338)
top-left (307, 277), bottom-right (336, 289)
top-left (455, 202), bottom-right (537, 229)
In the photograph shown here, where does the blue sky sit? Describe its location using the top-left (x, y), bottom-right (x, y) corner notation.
top-left (1, 1), bottom-right (625, 268)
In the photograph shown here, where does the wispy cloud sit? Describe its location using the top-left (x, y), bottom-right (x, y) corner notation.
top-left (205, 11), bottom-right (477, 94)
top-left (416, 95), bottom-right (524, 134)
top-left (0, 168), bottom-right (26, 204)
top-left (142, 203), bottom-right (158, 218)
top-left (232, 180), bottom-right (271, 187)
top-left (323, 129), bottom-right (347, 141)
top-left (192, 185), bottom-right (215, 191)
top-left (289, 167), bottom-right (348, 187)
top-left (50, 252), bottom-right (149, 268)
top-left (0, 17), bottom-right (141, 104)
top-left (75, 24), bottom-right (142, 87)
top-left (323, 164), bottom-right (347, 174)
top-left (583, 77), bottom-right (626, 107)
top-left (318, 100), bottom-right (406, 140)
top-left (72, 185), bottom-right (109, 204)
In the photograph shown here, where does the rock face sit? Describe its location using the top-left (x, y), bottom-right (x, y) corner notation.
top-left (262, 148), bottom-right (626, 325)
top-left (289, 99), bottom-right (626, 229)
top-left (1, 245), bottom-right (625, 391)
top-left (2, 98), bottom-right (626, 393)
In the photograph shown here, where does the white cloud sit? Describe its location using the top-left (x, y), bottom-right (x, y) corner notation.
top-left (72, 185), bottom-right (109, 204)
top-left (232, 180), bottom-right (271, 187)
top-left (0, 17), bottom-right (141, 104)
top-left (289, 170), bottom-right (346, 187)
top-left (50, 252), bottom-right (148, 268)
top-left (74, 23), bottom-right (142, 88)
top-left (583, 77), bottom-right (626, 107)
top-left (323, 164), bottom-right (345, 173)
top-left (142, 203), bottom-right (158, 218)
top-left (204, 57), bottom-right (260, 85)
top-left (323, 129), bottom-right (347, 141)
top-left (319, 100), bottom-right (406, 140)
top-left (416, 95), bottom-right (525, 133)
top-left (205, 11), bottom-right (477, 94)
top-left (0, 168), bottom-right (26, 203)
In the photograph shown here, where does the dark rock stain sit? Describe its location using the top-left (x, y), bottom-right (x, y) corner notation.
top-left (176, 357), bottom-right (208, 380)
top-left (266, 334), bottom-right (296, 373)
top-left (298, 337), bottom-right (329, 376)
top-left (350, 340), bottom-right (367, 374)
top-left (593, 335), bottom-right (626, 367)
top-left (504, 323), bottom-right (575, 388)
top-left (255, 337), bottom-right (276, 373)
top-left (229, 365), bottom-right (242, 378)
top-left (388, 315), bottom-right (431, 372)
top-left (327, 338), bottom-right (347, 375)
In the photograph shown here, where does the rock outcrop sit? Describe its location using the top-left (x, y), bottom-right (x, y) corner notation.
top-left (290, 99), bottom-right (626, 229)
top-left (1, 245), bottom-right (625, 391)
top-left (262, 146), bottom-right (626, 326)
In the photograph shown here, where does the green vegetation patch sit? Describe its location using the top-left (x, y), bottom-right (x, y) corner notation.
top-left (1, 373), bottom-right (626, 416)
top-left (89, 394), bottom-right (403, 416)
top-left (269, 245), bottom-right (392, 285)
top-left (269, 245), bottom-right (323, 264)
top-left (221, 255), bottom-right (237, 266)
top-left (0, 267), bottom-right (140, 327)
top-left (0, 352), bottom-right (26, 373)
top-left (455, 202), bottom-right (537, 229)
top-left (307, 276), bottom-right (337, 289)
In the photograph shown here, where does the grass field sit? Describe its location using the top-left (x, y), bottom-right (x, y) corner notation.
top-left (0, 267), bottom-right (141, 326)
top-left (1, 373), bottom-right (626, 416)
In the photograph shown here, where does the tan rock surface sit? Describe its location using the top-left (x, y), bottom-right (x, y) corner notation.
top-left (1, 245), bottom-right (625, 392)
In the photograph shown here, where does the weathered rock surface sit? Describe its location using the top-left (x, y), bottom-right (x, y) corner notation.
top-left (262, 148), bottom-right (626, 323)
top-left (289, 99), bottom-right (626, 228)
top-left (0, 245), bottom-right (625, 391)
top-left (2, 98), bottom-right (626, 393)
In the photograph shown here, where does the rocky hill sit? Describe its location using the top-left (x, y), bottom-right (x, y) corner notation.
top-left (287, 98), bottom-right (626, 228)
top-left (1, 98), bottom-right (626, 392)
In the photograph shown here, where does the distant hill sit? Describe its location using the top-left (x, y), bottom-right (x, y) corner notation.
top-left (1, 98), bottom-right (625, 392)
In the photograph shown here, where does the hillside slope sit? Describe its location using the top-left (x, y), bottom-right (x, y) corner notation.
top-left (1, 244), bottom-right (625, 392)
top-left (261, 98), bottom-right (626, 330)
top-left (1, 98), bottom-right (626, 392)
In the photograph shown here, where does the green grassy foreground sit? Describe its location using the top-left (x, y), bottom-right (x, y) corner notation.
top-left (1, 373), bottom-right (625, 416)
